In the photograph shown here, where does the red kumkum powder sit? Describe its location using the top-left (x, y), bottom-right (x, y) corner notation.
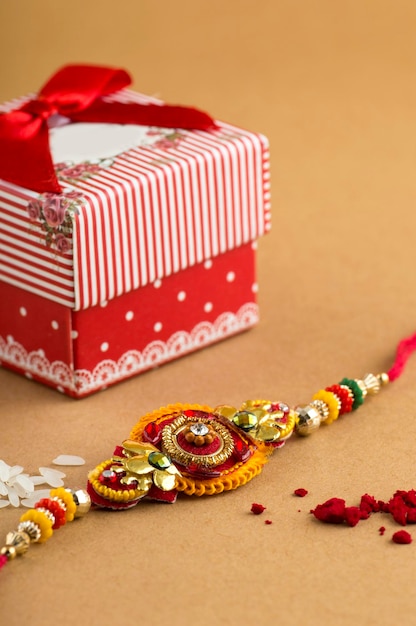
top-left (392, 530), bottom-right (412, 545)
top-left (311, 489), bottom-right (416, 544)
top-left (294, 488), bottom-right (308, 497)
top-left (251, 502), bottom-right (266, 515)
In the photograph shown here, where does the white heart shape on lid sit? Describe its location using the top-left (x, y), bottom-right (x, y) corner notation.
top-left (50, 122), bottom-right (151, 162)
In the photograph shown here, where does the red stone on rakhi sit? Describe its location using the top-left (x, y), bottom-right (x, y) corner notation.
top-left (99, 469), bottom-right (119, 484)
top-left (186, 463), bottom-right (221, 479)
top-left (143, 421), bottom-right (162, 444)
top-left (270, 402), bottom-right (289, 415)
top-left (234, 438), bottom-right (250, 461)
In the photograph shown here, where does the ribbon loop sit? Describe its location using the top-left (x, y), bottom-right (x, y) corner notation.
top-left (36, 64), bottom-right (132, 117)
top-left (0, 64), bottom-right (217, 193)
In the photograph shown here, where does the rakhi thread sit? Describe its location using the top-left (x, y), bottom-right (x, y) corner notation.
top-left (387, 332), bottom-right (416, 381)
top-left (2, 331), bottom-right (416, 567)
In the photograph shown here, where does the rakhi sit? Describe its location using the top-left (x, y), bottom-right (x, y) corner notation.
top-left (1, 332), bottom-right (416, 565)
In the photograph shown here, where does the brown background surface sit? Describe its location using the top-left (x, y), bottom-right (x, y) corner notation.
top-left (1, 1), bottom-right (416, 624)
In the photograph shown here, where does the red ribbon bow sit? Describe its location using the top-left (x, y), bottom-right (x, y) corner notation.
top-left (0, 64), bottom-right (217, 194)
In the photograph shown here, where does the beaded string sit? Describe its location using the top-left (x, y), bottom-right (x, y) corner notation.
top-left (1, 331), bottom-right (416, 568)
top-left (0, 488), bottom-right (90, 569)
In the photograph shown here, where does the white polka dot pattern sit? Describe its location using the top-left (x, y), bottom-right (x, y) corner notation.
top-left (0, 241), bottom-right (260, 397)
top-left (0, 303), bottom-right (259, 397)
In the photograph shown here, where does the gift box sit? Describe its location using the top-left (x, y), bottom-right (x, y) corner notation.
top-left (0, 65), bottom-right (270, 398)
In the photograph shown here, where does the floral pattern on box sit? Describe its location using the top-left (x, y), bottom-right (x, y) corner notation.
top-left (26, 125), bottom-right (188, 253)
top-left (54, 158), bottom-right (113, 184)
top-left (144, 128), bottom-right (185, 150)
top-left (27, 190), bottom-right (84, 254)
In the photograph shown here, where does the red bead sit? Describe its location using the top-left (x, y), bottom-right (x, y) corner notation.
top-left (35, 498), bottom-right (66, 529)
top-left (143, 421), bottom-right (162, 444)
top-left (326, 384), bottom-right (353, 414)
top-left (270, 402), bottom-right (289, 415)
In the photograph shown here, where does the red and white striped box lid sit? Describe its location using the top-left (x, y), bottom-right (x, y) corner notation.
top-left (0, 90), bottom-right (270, 311)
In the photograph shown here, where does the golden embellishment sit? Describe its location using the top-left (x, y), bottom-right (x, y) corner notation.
top-left (216, 400), bottom-right (296, 443)
top-left (88, 459), bottom-right (151, 503)
top-left (175, 440), bottom-right (272, 496)
top-left (183, 422), bottom-right (216, 446)
top-left (121, 440), bottom-right (181, 491)
top-left (129, 403), bottom-right (214, 442)
top-left (161, 414), bottom-right (234, 468)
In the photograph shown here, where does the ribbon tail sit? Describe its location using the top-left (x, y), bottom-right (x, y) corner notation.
top-left (70, 100), bottom-right (219, 131)
top-left (0, 114), bottom-right (62, 194)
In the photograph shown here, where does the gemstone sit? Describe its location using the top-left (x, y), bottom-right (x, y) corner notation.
top-left (232, 411), bottom-right (258, 432)
top-left (143, 421), bottom-right (161, 444)
top-left (234, 438), bottom-right (250, 461)
top-left (148, 451), bottom-right (171, 470)
top-left (270, 402), bottom-right (289, 414)
top-left (99, 469), bottom-right (117, 483)
top-left (190, 423), bottom-right (209, 436)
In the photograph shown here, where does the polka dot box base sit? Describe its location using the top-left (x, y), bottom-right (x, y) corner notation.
top-left (0, 243), bottom-right (259, 398)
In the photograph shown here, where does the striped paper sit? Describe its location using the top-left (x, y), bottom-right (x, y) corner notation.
top-left (0, 90), bottom-right (270, 311)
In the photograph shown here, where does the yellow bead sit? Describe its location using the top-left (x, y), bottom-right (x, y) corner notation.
top-left (19, 509), bottom-right (53, 544)
top-left (312, 390), bottom-right (340, 424)
top-left (49, 487), bottom-right (76, 522)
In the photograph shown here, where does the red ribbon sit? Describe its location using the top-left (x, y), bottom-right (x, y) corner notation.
top-left (0, 64), bottom-right (217, 194)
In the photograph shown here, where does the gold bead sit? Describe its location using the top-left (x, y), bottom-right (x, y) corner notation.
top-left (1, 546), bottom-right (16, 560)
top-left (67, 489), bottom-right (91, 518)
top-left (311, 399), bottom-right (329, 422)
top-left (362, 373), bottom-right (381, 395)
top-left (295, 405), bottom-right (321, 436)
top-left (377, 372), bottom-right (390, 386)
top-left (5, 531), bottom-right (31, 556)
top-left (354, 379), bottom-right (368, 399)
top-left (17, 520), bottom-right (41, 542)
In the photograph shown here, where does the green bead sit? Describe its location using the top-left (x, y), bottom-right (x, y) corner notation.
top-left (232, 411), bottom-right (258, 432)
top-left (339, 378), bottom-right (364, 410)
